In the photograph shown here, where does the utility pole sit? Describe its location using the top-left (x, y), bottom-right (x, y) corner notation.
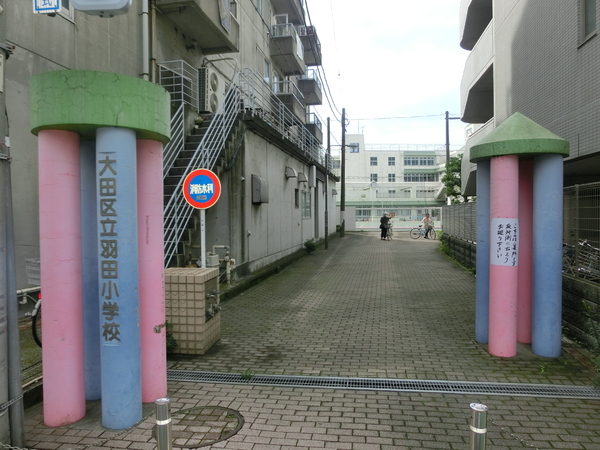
top-left (445, 111), bottom-right (451, 168)
top-left (340, 108), bottom-right (346, 237)
top-left (1, 1), bottom-right (25, 446)
top-left (445, 111), bottom-right (461, 205)
top-left (325, 117), bottom-right (330, 249)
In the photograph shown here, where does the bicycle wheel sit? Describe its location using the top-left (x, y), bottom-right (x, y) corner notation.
top-left (410, 228), bottom-right (421, 239)
top-left (32, 302), bottom-right (42, 348)
top-left (429, 229), bottom-right (436, 240)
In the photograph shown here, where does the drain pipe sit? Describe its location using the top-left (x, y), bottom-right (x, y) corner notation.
top-left (150, 0), bottom-right (158, 83)
top-left (141, 1), bottom-right (149, 81)
top-left (469, 403), bottom-right (488, 450)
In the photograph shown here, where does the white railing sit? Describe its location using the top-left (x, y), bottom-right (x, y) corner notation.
top-left (239, 68), bottom-right (325, 165)
top-left (158, 60), bottom-right (199, 111)
top-left (161, 66), bottom-right (327, 266)
top-left (163, 103), bottom-right (185, 178)
top-left (274, 80), bottom-right (304, 104)
top-left (162, 73), bottom-right (242, 267)
top-left (271, 23), bottom-right (304, 60)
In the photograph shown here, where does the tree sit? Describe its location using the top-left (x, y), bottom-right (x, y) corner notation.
top-left (441, 154), bottom-right (465, 204)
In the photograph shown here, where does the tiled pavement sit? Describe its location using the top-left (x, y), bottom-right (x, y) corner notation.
top-left (23, 231), bottom-right (600, 449)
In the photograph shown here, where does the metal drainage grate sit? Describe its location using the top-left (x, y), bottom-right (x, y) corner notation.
top-left (167, 370), bottom-right (600, 400)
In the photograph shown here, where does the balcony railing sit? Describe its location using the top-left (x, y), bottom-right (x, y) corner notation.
top-left (298, 25), bottom-right (322, 66)
top-left (271, 23), bottom-right (305, 75)
top-left (158, 60), bottom-right (199, 111)
top-left (298, 69), bottom-right (322, 105)
top-left (274, 80), bottom-right (304, 104)
top-left (239, 68), bottom-right (325, 165)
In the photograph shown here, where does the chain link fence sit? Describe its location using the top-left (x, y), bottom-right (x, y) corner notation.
top-left (563, 182), bottom-right (600, 282)
top-left (443, 182), bottom-right (600, 284)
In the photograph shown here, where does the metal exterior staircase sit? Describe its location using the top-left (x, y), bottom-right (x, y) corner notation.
top-left (159, 63), bottom-right (327, 267)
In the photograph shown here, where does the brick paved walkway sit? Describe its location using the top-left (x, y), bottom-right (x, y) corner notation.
top-left (23, 232), bottom-right (600, 449)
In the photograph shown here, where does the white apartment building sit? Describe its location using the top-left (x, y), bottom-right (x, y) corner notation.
top-left (460, 0), bottom-right (600, 193)
top-left (333, 134), bottom-right (462, 226)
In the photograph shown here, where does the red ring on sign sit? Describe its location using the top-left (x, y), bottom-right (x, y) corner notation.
top-left (182, 169), bottom-right (221, 209)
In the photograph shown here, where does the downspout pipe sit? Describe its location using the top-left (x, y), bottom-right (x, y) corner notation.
top-left (150, 0), bottom-right (157, 83)
top-left (141, 1), bottom-right (149, 81)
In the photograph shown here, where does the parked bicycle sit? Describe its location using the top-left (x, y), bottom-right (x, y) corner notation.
top-left (410, 224), bottom-right (436, 240)
top-left (563, 240), bottom-right (600, 282)
top-left (385, 223), bottom-right (393, 240)
top-left (19, 288), bottom-right (42, 347)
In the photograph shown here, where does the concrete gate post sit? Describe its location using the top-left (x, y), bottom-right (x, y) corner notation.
top-left (470, 112), bottom-right (569, 357)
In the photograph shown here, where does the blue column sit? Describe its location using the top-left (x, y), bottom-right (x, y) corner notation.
top-left (81, 141), bottom-right (101, 401)
top-left (96, 127), bottom-right (141, 429)
top-left (475, 160), bottom-right (491, 343)
top-left (532, 154), bottom-right (563, 357)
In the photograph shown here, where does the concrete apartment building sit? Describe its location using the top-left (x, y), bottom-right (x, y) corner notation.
top-left (2, 0), bottom-right (337, 289)
top-left (333, 134), bottom-right (461, 226)
top-left (460, 0), bottom-right (600, 193)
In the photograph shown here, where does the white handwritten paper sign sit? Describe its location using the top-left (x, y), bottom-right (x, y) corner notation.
top-left (491, 218), bottom-right (519, 266)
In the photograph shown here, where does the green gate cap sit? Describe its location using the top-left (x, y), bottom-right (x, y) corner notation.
top-left (30, 70), bottom-right (171, 143)
top-left (470, 112), bottom-right (569, 163)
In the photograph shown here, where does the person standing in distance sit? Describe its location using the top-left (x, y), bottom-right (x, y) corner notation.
top-left (422, 213), bottom-right (433, 239)
top-left (380, 212), bottom-right (390, 240)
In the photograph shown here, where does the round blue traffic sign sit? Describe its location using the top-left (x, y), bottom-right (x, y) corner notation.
top-left (182, 169), bottom-right (221, 209)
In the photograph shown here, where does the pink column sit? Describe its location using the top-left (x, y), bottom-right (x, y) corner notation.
top-left (489, 155), bottom-right (519, 357)
top-left (517, 160), bottom-right (533, 343)
top-left (137, 139), bottom-right (167, 402)
top-left (38, 130), bottom-right (86, 426)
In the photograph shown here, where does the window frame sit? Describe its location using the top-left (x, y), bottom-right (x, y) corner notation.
top-left (256, 46), bottom-right (270, 85)
top-left (370, 157), bottom-right (378, 166)
top-left (580, 0), bottom-right (598, 45)
top-left (57, 0), bottom-right (75, 21)
top-left (301, 190), bottom-right (311, 218)
top-left (388, 157), bottom-right (395, 166)
top-left (230, 0), bottom-right (239, 22)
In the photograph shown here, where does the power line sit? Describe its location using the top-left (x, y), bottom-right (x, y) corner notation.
top-left (303, 0), bottom-right (343, 120)
top-left (353, 114), bottom-right (456, 121)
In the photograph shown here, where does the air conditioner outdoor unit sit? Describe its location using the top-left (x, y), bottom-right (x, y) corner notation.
top-left (198, 67), bottom-right (226, 113)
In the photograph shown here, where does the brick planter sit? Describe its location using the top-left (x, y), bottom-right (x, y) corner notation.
top-left (165, 268), bottom-right (221, 355)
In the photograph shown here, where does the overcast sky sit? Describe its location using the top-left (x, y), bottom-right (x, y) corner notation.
top-left (304, 0), bottom-right (470, 150)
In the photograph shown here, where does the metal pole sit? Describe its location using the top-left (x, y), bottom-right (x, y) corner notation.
top-left (445, 111), bottom-right (450, 168)
top-left (6, 155), bottom-right (25, 448)
top-left (469, 403), bottom-right (488, 450)
top-left (155, 398), bottom-right (173, 450)
top-left (1, 2), bottom-right (25, 444)
top-left (325, 117), bottom-right (330, 250)
top-left (340, 108), bottom-right (346, 237)
top-left (200, 209), bottom-right (206, 268)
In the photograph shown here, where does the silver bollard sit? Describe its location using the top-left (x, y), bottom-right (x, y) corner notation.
top-left (155, 397), bottom-right (173, 450)
top-left (469, 403), bottom-right (488, 450)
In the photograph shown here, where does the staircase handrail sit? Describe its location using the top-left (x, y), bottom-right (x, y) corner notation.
top-left (163, 68), bottom-right (328, 266)
top-left (163, 102), bottom-right (185, 178)
top-left (163, 73), bottom-right (242, 266)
